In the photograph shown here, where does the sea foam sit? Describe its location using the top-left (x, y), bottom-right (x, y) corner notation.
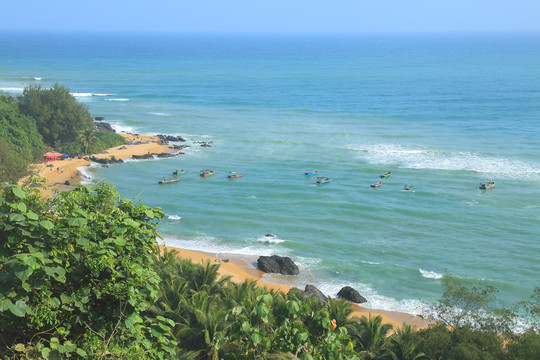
top-left (419, 269), bottom-right (443, 279)
top-left (348, 143), bottom-right (540, 179)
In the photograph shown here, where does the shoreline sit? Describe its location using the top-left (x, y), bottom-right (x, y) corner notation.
top-left (31, 133), bottom-right (176, 198)
top-left (32, 131), bottom-right (434, 330)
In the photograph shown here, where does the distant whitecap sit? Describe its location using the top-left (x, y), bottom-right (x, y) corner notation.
top-left (347, 143), bottom-right (540, 179)
top-left (105, 98), bottom-right (130, 102)
top-left (419, 269), bottom-right (443, 279)
top-left (257, 234), bottom-right (285, 244)
top-left (167, 215), bottom-right (182, 221)
top-left (71, 93), bottom-right (93, 97)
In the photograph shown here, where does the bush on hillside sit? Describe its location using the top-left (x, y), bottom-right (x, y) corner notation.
top-left (0, 182), bottom-right (176, 358)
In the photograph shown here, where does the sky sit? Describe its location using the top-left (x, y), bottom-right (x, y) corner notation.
top-left (2, 0), bottom-right (540, 34)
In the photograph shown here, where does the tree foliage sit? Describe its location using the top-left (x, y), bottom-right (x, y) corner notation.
top-left (0, 182), bottom-right (176, 358)
top-left (0, 101), bottom-right (46, 183)
top-left (17, 84), bottom-right (93, 147)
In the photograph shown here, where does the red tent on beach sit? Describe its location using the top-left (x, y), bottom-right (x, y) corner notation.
top-left (44, 152), bottom-right (64, 162)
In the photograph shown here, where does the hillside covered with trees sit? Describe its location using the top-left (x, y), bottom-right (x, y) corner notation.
top-left (0, 85), bottom-right (125, 184)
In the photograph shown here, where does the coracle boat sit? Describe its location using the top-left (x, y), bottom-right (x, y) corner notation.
top-left (159, 177), bottom-right (180, 184)
top-left (305, 170), bottom-right (318, 176)
top-left (403, 184), bottom-right (414, 191)
top-left (200, 169), bottom-right (215, 177)
top-left (380, 171), bottom-right (392, 179)
top-left (316, 176), bottom-right (332, 185)
top-left (172, 169), bottom-right (185, 175)
top-left (228, 172), bottom-right (243, 179)
top-left (371, 181), bottom-right (382, 188)
top-left (479, 181), bottom-right (495, 190)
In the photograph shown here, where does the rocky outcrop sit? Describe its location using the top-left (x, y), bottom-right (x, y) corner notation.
top-left (94, 121), bottom-right (115, 133)
top-left (156, 152), bottom-right (175, 158)
top-left (89, 156), bottom-right (124, 165)
top-left (287, 285), bottom-right (327, 304)
top-left (257, 255), bottom-right (299, 276)
top-left (132, 153), bottom-right (154, 160)
top-left (337, 286), bottom-right (367, 304)
top-left (156, 134), bottom-right (186, 142)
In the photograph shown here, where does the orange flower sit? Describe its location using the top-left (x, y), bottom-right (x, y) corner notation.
top-left (331, 319), bottom-right (337, 330)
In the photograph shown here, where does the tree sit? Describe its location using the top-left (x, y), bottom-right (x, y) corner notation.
top-left (348, 313), bottom-right (393, 359)
top-left (383, 324), bottom-right (428, 360)
top-left (0, 182), bottom-right (176, 358)
top-left (0, 139), bottom-right (31, 183)
top-left (0, 101), bottom-right (44, 161)
top-left (17, 83), bottom-right (93, 147)
top-left (430, 274), bottom-right (517, 333)
top-left (78, 128), bottom-right (97, 154)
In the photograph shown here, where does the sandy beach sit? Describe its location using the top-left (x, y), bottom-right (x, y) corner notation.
top-left (32, 134), bottom-right (174, 198)
top-left (31, 132), bottom-right (433, 330)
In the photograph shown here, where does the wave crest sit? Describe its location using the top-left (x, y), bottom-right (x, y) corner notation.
top-left (348, 144), bottom-right (540, 178)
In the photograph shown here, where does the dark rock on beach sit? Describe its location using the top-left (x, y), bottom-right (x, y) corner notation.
top-left (337, 286), bottom-right (367, 304)
top-left (172, 144), bottom-right (191, 151)
top-left (89, 156), bottom-right (124, 165)
top-left (156, 134), bottom-right (186, 142)
top-left (132, 153), bottom-right (154, 160)
top-left (287, 285), bottom-right (327, 304)
top-left (156, 152), bottom-right (175, 158)
top-left (257, 255), bottom-right (299, 276)
top-left (94, 121), bottom-right (115, 133)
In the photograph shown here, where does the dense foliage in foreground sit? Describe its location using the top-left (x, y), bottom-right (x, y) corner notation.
top-left (0, 183), bottom-right (538, 359)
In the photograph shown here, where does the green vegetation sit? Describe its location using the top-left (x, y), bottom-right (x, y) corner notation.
top-left (1, 182), bottom-right (539, 359)
top-left (0, 100), bottom-right (47, 183)
top-left (0, 183), bottom-right (176, 358)
top-left (17, 84), bottom-right (93, 148)
top-left (0, 85), bottom-right (126, 183)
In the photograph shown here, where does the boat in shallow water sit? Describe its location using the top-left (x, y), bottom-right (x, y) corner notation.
top-left (479, 181), bottom-right (495, 190)
top-left (371, 181), bottom-right (382, 188)
top-left (403, 184), bottom-right (414, 191)
top-left (316, 176), bottom-right (332, 185)
top-left (173, 169), bottom-right (185, 175)
top-left (159, 177), bottom-right (180, 184)
top-left (228, 172), bottom-right (243, 179)
top-left (305, 170), bottom-right (318, 176)
top-left (380, 171), bottom-right (392, 178)
top-left (200, 169), bottom-right (215, 177)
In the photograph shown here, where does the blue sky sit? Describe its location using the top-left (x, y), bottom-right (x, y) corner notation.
top-left (2, 0), bottom-right (540, 33)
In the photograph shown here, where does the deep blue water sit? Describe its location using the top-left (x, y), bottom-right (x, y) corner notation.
top-left (1, 31), bottom-right (539, 317)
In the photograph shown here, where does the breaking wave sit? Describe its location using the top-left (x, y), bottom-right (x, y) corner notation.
top-left (347, 144), bottom-right (540, 179)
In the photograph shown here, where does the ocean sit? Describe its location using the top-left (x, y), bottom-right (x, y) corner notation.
top-left (1, 31), bottom-right (539, 318)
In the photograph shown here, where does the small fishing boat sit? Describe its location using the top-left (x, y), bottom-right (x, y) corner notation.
top-left (228, 172), bottom-right (243, 179)
top-left (200, 169), bottom-right (215, 177)
top-left (159, 177), bottom-right (180, 184)
top-left (172, 169), bottom-right (186, 175)
top-left (316, 176), bottom-right (332, 185)
top-left (371, 181), bottom-right (382, 188)
top-left (479, 181), bottom-right (495, 190)
top-left (380, 171), bottom-right (392, 179)
top-left (403, 184), bottom-right (414, 191)
top-left (305, 170), bottom-right (318, 176)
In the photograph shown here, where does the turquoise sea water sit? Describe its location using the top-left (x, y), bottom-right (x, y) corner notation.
top-left (1, 31), bottom-right (539, 317)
